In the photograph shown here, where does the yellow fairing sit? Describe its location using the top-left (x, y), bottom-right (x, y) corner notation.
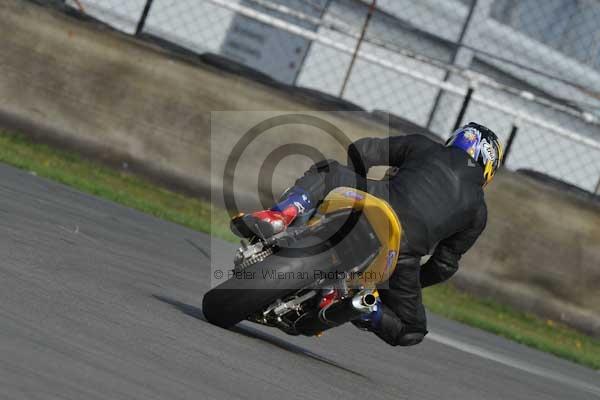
top-left (309, 187), bottom-right (402, 288)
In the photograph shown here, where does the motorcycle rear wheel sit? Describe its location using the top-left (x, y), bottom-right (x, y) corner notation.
top-left (202, 246), bottom-right (337, 328)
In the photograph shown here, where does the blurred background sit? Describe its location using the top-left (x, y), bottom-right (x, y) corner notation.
top-left (62, 0), bottom-right (600, 194)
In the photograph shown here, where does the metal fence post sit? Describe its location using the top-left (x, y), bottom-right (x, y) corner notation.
top-left (452, 86), bottom-right (474, 131)
top-left (292, 0), bottom-right (332, 86)
top-left (425, 0), bottom-right (494, 130)
top-left (135, 0), bottom-right (155, 36)
top-left (339, 0), bottom-right (376, 98)
top-left (502, 124), bottom-right (518, 167)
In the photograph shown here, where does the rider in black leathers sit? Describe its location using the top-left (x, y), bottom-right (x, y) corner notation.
top-left (233, 122), bottom-right (503, 346)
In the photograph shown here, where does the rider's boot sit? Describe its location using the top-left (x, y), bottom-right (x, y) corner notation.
top-left (231, 186), bottom-right (312, 239)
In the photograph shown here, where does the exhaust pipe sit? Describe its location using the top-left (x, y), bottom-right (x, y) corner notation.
top-left (351, 290), bottom-right (377, 312)
top-left (321, 290), bottom-right (377, 325)
top-left (294, 290), bottom-right (377, 335)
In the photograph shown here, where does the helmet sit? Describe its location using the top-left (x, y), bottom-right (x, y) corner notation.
top-left (446, 122), bottom-right (503, 186)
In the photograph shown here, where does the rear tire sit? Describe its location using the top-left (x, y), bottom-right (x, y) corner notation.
top-left (202, 246), bottom-right (336, 328)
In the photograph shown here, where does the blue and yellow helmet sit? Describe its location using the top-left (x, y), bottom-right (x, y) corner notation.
top-left (446, 122), bottom-right (503, 186)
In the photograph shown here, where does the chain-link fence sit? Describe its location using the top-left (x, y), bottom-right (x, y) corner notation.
top-left (63, 0), bottom-right (600, 194)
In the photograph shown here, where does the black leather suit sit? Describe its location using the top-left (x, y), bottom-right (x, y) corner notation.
top-left (293, 134), bottom-right (488, 346)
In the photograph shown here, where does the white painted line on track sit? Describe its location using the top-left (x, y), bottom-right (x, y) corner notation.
top-left (428, 332), bottom-right (600, 398)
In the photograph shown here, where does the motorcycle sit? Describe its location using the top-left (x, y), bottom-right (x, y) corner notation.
top-left (202, 187), bottom-right (402, 336)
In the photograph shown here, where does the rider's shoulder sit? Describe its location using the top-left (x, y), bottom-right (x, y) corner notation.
top-left (394, 133), bottom-right (441, 149)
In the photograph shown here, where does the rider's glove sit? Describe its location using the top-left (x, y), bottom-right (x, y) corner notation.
top-left (351, 297), bottom-right (383, 331)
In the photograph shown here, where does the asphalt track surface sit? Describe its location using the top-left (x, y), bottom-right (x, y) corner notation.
top-left (1, 162), bottom-right (599, 400)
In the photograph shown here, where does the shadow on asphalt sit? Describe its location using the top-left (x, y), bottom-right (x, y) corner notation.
top-left (184, 239), bottom-right (211, 259)
top-left (233, 324), bottom-right (369, 379)
top-left (153, 294), bottom-right (207, 320)
top-left (152, 294), bottom-right (369, 379)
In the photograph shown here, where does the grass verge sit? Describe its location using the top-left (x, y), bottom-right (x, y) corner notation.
top-left (424, 284), bottom-right (600, 369)
top-left (1, 130), bottom-right (599, 369)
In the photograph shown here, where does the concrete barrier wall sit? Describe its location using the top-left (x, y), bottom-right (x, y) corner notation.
top-left (0, 0), bottom-right (388, 202)
top-left (1, 0), bottom-right (599, 335)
